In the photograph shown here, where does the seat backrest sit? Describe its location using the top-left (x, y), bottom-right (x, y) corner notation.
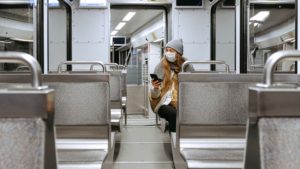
top-left (178, 74), bottom-right (263, 126)
top-left (258, 118), bottom-right (300, 169)
top-left (0, 74), bottom-right (111, 137)
top-left (0, 88), bottom-right (57, 169)
top-left (179, 82), bottom-right (252, 125)
top-left (107, 71), bottom-right (122, 102)
top-left (121, 72), bottom-right (127, 96)
top-left (43, 74), bottom-right (110, 126)
top-left (244, 82), bottom-right (300, 169)
top-left (178, 73), bottom-right (298, 138)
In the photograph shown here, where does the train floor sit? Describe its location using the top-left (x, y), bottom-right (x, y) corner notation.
top-left (112, 114), bottom-right (174, 169)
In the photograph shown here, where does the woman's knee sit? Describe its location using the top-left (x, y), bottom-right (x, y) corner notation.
top-left (158, 105), bottom-right (167, 118)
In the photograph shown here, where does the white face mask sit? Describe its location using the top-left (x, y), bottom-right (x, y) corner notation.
top-left (165, 52), bottom-right (176, 63)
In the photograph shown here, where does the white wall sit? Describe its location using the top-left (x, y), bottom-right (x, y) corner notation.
top-left (171, 1), bottom-right (235, 71)
top-left (49, 8), bottom-right (66, 71)
top-left (216, 9), bottom-right (235, 71)
top-left (172, 1), bottom-right (210, 70)
top-left (148, 42), bottom-right (162, 74)
top-left (49, 1), bottom-right (109, 71)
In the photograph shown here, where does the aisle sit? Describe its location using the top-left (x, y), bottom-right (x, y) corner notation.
top-left (112, 115), bottom-right (174, 169)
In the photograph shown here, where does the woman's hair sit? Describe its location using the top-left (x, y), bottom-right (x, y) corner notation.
top-left (161, 53), bottom-right (186, 90)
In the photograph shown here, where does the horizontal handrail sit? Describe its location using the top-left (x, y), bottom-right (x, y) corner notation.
top-left (90, 63), bottom-right (119, 72)
top-left (90, 63), bottom-right (125, 72)
top-left (118, 65), bottom-right (126, 70)
top-left (257, 50), bottom-right (300, 88)
top-left (182, 60), bottom-right (230, 72)
top-left (16, 65), bottom-right (30, 71)
top-left (105, 63), bottom-right (119, 71)
top-left (0, 52), bottom-right (43, 89)
top-left (58, 61), bottom-right (105, 73)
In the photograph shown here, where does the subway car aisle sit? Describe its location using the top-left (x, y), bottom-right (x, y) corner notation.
top-left (112, 115), bottom-right (174, 169)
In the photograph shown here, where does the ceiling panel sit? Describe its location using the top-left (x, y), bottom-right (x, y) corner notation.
top-left (111, 9), bottom-right (163, 37)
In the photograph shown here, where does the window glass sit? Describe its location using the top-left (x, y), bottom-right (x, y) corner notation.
top-left (248, 1), bottom-right (296, 73)
top-left (0, 2), bottom-right (34, 71)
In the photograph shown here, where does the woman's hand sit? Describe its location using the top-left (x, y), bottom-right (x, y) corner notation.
top-left (151, 80), bottom-right (161, 89)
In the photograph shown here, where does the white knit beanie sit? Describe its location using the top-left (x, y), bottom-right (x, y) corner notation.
top-left (165, 38), bottom-right (183, 55)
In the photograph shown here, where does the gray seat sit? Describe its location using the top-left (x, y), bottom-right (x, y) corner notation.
top-left (107, 71), bottom-right (123, 129)
top-left (121, 71), bottom-right (128, 125)
top-left (43, 74), bottom-right (114, 169)
top-left (244, 85), bottom-right (300, 169)
top-left (0, 70), bottom-right (115, 168)
top-left (173, 73), bottom-right (298, 169)
top-left (0, 88), bottom-right (56, 169)
top-left (0, 52), bottom-right (57, 169)
top-left (244, 50), bottom-right (300, 169)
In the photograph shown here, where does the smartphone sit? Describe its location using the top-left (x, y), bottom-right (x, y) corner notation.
top-left (150, 74), bottom-right (163, 82)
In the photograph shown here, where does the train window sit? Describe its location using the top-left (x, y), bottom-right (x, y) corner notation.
top-left (0, 1), bottom-right (34, 71)
top-left (175, 0), bottom-right (204, 8)
top-left (248, 1), bottom-right (296, 73)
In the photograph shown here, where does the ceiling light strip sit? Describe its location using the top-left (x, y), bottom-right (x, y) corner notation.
top-left (115, 22), bottom-right (126, 30)
top-left (111, 31), bottom-right (118, 36)
top-left (122, 12), bottom-right (136, 21)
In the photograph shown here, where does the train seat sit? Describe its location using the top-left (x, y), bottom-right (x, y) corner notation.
top-left (244, 84), bottom-right (300, 169)
top-left (121, 70), bottom-right (127, 125)
top-left (107, 71), bottom-right (123, 130)
top-left (0, 52), bottom-right (57, 169)
top-left (173, 73), bottom-right (265, 169)
top-left (43, 74), bottom-right (115, 169)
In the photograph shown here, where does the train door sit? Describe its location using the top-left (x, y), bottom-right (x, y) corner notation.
top-left (110, 6), bottom-right (167, 119)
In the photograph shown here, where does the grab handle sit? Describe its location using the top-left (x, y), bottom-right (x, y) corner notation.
top-left (16, 66), bottom-right (30, 71)
top-left (58, 61), bottom-right (105, 73)
top-left (118, 65), bottom-right (126, 70)
top-left (0, 52), bottom-right (44, 89)
top-left (257, 50), bottom-right (300, 88)
top-left (90, 63), bottom-right (120, 72)
top-left (182, 60), bottom-right (230, 72)
top-left (105, 63), bottom-right (119, 71)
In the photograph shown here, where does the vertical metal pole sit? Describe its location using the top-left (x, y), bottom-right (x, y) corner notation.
top-left (112, 42), bottom-right (115, 63)
top-left (58, 0), bottom-right (72, 71)
top-left (210, 0), bottom-right (222, 71)
top-left (119, 51), bottom-right (121, 64)
top-left (36, 0), bottom-right (45, 73)
top-left (297, 0), bottom-right (300, 74)
top-left (235, 0), bottom-right (241, 73)
top-left (240, 0), bottom-right (249, 73)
